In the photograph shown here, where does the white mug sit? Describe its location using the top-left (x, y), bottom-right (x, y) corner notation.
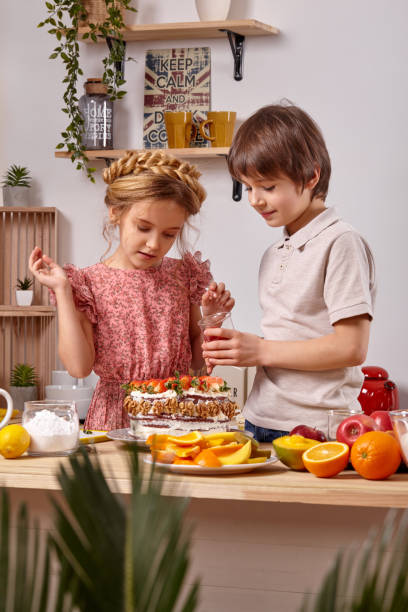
top-left (0, 389), bottom-right (14, 430)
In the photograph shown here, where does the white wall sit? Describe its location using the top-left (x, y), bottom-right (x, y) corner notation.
top-left (1, 0), bottom-right (407, 400)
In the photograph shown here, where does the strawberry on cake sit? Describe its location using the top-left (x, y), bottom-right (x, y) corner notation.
top-left (123, 373), bottom-right (239, 438)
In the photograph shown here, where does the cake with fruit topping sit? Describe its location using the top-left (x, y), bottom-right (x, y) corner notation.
top-left (123, 373), bottom-right (239, 438)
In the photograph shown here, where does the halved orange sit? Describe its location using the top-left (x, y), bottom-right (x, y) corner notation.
top-left (193, 449), bottom-right (222, 468)
top-left (167, 431), bottom-right (204, 446)
top-left (302, 442), bottom-right (349, 478)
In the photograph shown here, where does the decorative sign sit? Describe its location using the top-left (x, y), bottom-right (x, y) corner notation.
top-left (143, 47), bottom-right (211, 148)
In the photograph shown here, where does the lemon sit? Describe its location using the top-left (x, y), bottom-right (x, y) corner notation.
top-left (0, 424), bottom-right (30, 459)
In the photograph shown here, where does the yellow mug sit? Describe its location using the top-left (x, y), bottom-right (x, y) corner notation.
top-left (198, 111), bottom-right (237, 147)
top-left (164, 111), bottom-right (196, 148)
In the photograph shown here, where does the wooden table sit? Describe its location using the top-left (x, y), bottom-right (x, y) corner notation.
top-left (2, 441), bottom-right (407, 611)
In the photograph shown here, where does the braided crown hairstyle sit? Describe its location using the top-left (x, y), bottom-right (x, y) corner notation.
top-left (102, 150), bottom-right (206, 254)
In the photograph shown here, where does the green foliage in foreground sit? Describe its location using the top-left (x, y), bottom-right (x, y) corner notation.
top-left (0, 447), bottom-right (199, 611)
top-left (300, 509), bottom-right (408, 612)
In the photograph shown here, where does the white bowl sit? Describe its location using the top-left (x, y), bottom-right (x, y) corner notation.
top-left (51, 370), bottom-right (78, 386)
top-left (45, 385), bottom-right (93, 401)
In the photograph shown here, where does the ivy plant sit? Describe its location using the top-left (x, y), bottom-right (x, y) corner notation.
top-left (38, 0), bottom-right (136, 182)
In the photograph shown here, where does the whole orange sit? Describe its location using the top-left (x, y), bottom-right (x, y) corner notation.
top-left (350, 431), bottom-right (401, 480)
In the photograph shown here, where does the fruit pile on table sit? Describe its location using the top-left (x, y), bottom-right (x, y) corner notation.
top-left (147, 431), bottom-right (270, 467)
top-left (273, 413), bottom-right (402, 480)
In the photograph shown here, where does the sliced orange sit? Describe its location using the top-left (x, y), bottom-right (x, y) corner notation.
top-left (193, 449), bottom-right (222, 468)
top-left (302, 442), bottom-right (349, 478)
top-left (173, 458), bottom-right (195, 465)
top-left (146, 434), bottom-right (168, 446)
top-left (175, 444), bottom-right (201, 459)
top-left (167, 431), bottom-right (204, 447)
top-left (151, 449), bottom-right (176, 464)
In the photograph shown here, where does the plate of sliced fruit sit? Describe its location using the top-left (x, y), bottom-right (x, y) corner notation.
top-left (143, 430), bottom-right (277, 475)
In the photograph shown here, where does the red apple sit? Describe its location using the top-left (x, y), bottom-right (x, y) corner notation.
top-left (290, 424), bottom-right (327, 442)
top-left (336, 414), bottom-right (377, 448)
top-left (370, 410), bottom-right (393, 432)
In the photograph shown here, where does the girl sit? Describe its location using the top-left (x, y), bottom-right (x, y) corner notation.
top-left (29, 150), bottom-right (234, 430)
top-left (202, 104), bottom-right (376, 442)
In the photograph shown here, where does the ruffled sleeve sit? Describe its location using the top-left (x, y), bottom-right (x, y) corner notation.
top-left (184, 251), bottom-right (213, 304)
top-left (49, 264), bottom-right (98, 324)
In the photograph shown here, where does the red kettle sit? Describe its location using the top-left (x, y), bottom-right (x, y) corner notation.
top-left (358, 366), bottom-right (399, 415)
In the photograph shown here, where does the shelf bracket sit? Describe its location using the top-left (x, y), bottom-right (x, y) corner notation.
top-left (105, 36), bottom-right (126, 81)
top-left (221, 154), bottom-right (242, 201)
top-left (219, 29), bottom-right (245, 81)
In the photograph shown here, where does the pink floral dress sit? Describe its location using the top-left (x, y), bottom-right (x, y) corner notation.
top-left (56, 252), bottom-right (212, 431)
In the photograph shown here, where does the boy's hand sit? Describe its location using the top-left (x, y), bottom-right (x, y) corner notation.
top-left (201, 281), bottom-right (235, 316)
top-left (202, 327), bottom-right (264, 370)
top-left (29, 246), bottom-right (69, 292)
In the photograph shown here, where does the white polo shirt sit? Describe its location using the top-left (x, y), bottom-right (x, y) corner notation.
top-left (244, 207), bottom-right (377, 433)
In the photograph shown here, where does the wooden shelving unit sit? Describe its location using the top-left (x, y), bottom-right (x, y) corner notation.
top-left (77, 19), bottom-right (279, 42)
top-left (55, 147), bottom-right (229, 161)
top-left (0, 207), bottom-right (58, 405)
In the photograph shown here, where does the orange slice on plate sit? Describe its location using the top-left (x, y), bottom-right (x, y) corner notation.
top-left (193, 449), bottom-right (222, 468)
top-left (302, 442), bottom-right (349, 478)
top-left (167, 431), bottom-right (204, 446)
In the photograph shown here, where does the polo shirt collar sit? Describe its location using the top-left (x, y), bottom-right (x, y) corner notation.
top-left (275, 207), bottom-right (340, 249)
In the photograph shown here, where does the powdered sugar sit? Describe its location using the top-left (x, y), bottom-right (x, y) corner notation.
top-left (23, 407), bottom-right (79, 454)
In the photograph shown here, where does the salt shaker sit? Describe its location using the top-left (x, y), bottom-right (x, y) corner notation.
top-left (79, 78), bottom-right (113, 150)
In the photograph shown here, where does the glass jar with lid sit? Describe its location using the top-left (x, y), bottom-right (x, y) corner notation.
top-left (79, 77), bottom-right (113, 150)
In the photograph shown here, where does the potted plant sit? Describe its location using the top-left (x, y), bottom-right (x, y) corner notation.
top-left (2, 164), bottom-right (31, 206)
top-left (38, 0), bottom-right (136, 182)
top-left (9, 363), bottom-right (38, 412)
top-left (15, 276), bottom-right (34, 306)
top-left (0, 447), bottom-right (199, 610)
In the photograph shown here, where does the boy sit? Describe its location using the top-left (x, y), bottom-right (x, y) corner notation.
top-left (202, 104), bottom-right (376, 442)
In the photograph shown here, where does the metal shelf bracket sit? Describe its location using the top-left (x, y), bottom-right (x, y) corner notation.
top-left (219, 29), bottom-right (245, 81)
top-left (220, 154), bottom-right (242, 201)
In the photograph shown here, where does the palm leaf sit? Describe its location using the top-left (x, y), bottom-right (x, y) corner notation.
top-left (300, 509), bottom-right (408, 612)
top-left (0, 447), bottom-right (198, 611)
top-left (0, 490), bottom-right (53, 612)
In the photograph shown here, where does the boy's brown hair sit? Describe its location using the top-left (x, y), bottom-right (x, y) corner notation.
top-left (228, 103), bottom-right (331, 200)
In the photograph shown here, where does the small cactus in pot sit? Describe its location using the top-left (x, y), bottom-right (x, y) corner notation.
top-left (15, 276), bottom-right (34, 306)
top-left (9, 363), bottom-right (39, 412)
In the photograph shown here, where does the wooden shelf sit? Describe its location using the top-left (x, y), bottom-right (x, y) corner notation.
top-left (0, 306), bottom-right (56, 318)
top-left (0, 207), bottom-right (57, 213)
top-left (78, 19), bottom-right (279, 42)
top-left (55, 147), bottom-right (229, 161)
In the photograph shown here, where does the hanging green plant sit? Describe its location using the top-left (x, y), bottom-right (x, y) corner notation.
top-left (38, 0), bottom-right (136, 182)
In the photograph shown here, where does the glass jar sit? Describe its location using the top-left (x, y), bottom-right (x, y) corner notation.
top-left (197, 311), bottom-right (234, 342)
top-left (22, 400), bottom-right (79, 456)
top-left (79, 78), bottom-right (113, 150)
top-left (327, 408), bottom-right (364, 441)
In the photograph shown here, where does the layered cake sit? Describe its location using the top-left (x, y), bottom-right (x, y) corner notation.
top-left (123, 373), bottom-right (239, 438)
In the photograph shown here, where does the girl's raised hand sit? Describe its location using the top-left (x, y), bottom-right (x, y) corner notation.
top-left (201, 281), bottom-right (235, 316)
top-left (29, 246), bottom-right (69, 292)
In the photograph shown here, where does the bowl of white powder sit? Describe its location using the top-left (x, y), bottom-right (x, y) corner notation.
top-left (22, 400), bottom-right (79, 456)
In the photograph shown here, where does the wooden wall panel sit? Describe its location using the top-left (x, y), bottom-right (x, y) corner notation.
top-left (0, 208), bottom-right (58, 408)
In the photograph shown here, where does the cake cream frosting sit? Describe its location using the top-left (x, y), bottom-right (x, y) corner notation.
top-left (123, 374), bottom-right (239, 438)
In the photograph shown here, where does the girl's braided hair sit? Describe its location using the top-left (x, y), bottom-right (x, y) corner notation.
top-left (102, 150), bottom-right (206, 254)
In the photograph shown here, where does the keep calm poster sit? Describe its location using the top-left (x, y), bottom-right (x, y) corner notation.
top-left (144, 47), bottom-right (211, 148)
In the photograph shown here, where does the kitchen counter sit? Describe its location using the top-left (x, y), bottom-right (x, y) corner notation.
top-left (2, 442), bottom-right (408, 611)
top-left (1, 441), bottom-right (408, 508)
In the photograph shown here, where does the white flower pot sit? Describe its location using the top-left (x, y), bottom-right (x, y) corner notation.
top-left (9, 386), bottom-right (38, 412)
top-left (2, 185), bottom-right (30, 206)
top-left (16, 290), bottom-right (33, 306)
top-left (195, 0), bottom-right (231, 21)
